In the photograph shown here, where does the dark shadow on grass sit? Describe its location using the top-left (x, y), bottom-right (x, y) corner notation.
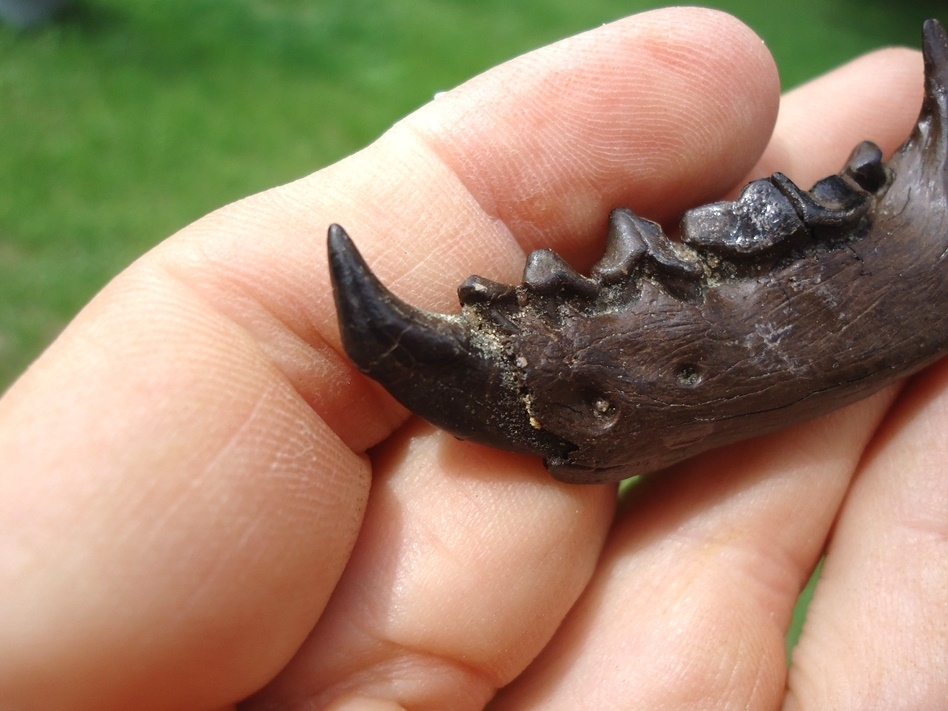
top-left (828, 0), bottom-right (945, 48)
top-left (19, 1), bottom-right (128, 35)
top-left (36, 0), bottom-right (378, 80)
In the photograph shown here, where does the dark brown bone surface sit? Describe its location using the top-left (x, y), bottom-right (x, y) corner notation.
top-left (329, 21), bottom-right (948, 483)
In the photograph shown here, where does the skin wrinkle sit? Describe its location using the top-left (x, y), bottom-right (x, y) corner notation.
top-left (641, 480), bottom-right (808, 616)
top-left (280, 600), bottom-right (488, 707)
top-left (156, 239), bottom-right (324, 367)
top-left (325, 696), bottom-right (408, 711)
top-left (391, 117), bottom-right (549, 268)
top-left (176, 202), bottom-right (333, 335)
top-left (310, 634), bottom-right (497, 710)
top-left (636, 550), bottom-right (783, 710)
top-left (375, 129), bottom-right (525, 295)
top-left (349, 131), bottom-right (527, 307)
top-left (116, 325), bottom-right (341, 627)
top-left (390, 461), bottom-right (598, 662)
top-left (242, 413), bottom-right (613, 709)
top-left (142, 268), bottom-right (365, 510)
top-left (4, 236), bottom-right (372, 708)
top-left (729, 630), bottom-right (776, 710)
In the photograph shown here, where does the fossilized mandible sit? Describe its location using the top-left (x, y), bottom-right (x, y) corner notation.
top-left (329, 21), bottom-right (948, 483)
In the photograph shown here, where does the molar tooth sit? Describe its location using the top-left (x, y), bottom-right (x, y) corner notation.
top-left (523, 248), bottom-right (599, 299)
top-left (681, 180), bottom-right (806, 257)
top-left (842, 141), bottom-right (887, 193)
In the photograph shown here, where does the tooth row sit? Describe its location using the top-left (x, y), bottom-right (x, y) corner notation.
top-left (458, 208), bottom-right (704, 305)
top-left (681, 141), bottom-right (884, 259)
top-left (457, 145), bottom-right (887, 308)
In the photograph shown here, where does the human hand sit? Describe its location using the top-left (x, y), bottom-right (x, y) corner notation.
top-left (1, 7), bottom-right (944, 710)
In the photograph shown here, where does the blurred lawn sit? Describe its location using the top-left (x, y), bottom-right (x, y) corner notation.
top-left (0, 0), bottom-right (942, 663)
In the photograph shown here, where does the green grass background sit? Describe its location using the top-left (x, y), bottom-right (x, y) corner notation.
top-left (0, 0), bottom-right (942, 662)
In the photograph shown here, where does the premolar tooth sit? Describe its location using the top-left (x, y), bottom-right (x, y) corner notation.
top-left (458, 275), bottom-right (515, 305)
top-left (523, 248), bottom-right (599, 298)
top-left (592, 208), bottom-right (702, 283)
top-left (771, 171), bottom-right (871, 229)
